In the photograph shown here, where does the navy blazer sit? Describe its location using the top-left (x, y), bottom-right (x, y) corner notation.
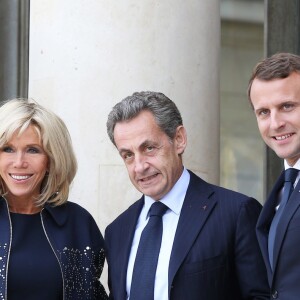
top-left (106, 170), bottom-right (269, 300)
top-left (0, 197), bottom-right (108, 300)
top-left (257, 171), bottom-right (300, 300)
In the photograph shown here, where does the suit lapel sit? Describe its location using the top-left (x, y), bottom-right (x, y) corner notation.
top-left (256, 171), bottom-right (284, 281)
top-left (273, 178), bottom-right (300, 271)
top-left (116, 198), bottom-right (144, 298)
top-left (168, 172), bottom-right (217, 292)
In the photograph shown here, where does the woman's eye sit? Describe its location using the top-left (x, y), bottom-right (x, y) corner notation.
top-left (27, 147), bottom-right (40, 154)
top-left (283, 103), bottom-right (294, 110)
top-left (2, 146), bottom-right (13, 153)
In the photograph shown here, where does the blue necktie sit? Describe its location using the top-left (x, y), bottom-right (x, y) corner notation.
top-left (268, 168), bottom-right (299, 270)
top-left (130, 201), bottom-right (168, 300)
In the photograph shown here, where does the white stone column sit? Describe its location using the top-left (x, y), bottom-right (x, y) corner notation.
top-left (29, 0), bottom-right (220, 232)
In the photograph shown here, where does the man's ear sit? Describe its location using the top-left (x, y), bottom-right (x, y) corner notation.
top-left (174, 125), bottom-right (187, 155)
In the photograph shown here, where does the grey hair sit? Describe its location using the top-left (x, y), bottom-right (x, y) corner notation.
top-left (0, 98), bottom-right (77, 206)
top-left (107, 91), bottom-right (183, 145)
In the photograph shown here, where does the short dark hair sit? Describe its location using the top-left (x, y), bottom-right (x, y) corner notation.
top-left (247, 52), bottom-right (300, 105)
top-left (106, 91), bottom-right (183, 146)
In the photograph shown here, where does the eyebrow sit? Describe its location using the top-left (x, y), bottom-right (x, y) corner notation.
top-left (3, 142), bottom-right (44, 148)
top-left (118, 139), bottom-right (156, 154)
top-left (254, 107), bottom-right (266, 113)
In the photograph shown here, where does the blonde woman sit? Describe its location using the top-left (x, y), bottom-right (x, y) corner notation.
top-left (0, 98), bottom-right (107, 300)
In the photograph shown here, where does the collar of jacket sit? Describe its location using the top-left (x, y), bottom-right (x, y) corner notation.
top-left (0, 196), bottom-right (69, 227)
top-left (43, 203), bottom-right (69, 227)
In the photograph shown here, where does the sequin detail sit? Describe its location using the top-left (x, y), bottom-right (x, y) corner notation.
top-left (58, 246), bottom-right (106, 299)
top-left (0, 244), bottom-right (8, 300)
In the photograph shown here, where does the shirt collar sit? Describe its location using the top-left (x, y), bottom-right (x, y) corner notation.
top-left (144, 168), bottom-right (190, 219)
top-left (284, 159), bottom-right (300, 170)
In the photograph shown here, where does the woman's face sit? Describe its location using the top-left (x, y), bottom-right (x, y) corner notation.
top-left (0, 125), bottom-right (48, 204)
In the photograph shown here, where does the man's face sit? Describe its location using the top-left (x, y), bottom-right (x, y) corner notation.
top-left (251, 72), bottom-right (300, 166)
top-left (114, 110), bottom-right (187, 200)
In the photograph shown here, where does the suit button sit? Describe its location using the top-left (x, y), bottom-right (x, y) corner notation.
top-left (272, 290), bottom-right (278, 298)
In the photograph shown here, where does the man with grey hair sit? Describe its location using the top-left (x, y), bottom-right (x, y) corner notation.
top-left (105, 91), bottom-right (268, 300)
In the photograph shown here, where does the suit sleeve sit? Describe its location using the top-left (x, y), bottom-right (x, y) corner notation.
top-left (234, 198), bottom-right (269, 300)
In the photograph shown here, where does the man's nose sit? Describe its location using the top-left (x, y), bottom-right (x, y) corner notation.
top-left (134, 155), bottom-right (149, 173)
top-left (270, 111), bottom-right (285, 130)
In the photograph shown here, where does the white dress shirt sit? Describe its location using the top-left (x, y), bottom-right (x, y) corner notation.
top-left (126, 168), bottom-right (190, 300)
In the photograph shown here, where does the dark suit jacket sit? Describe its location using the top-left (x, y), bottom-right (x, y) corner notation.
top-left (106, 170), bottom-right (269, 300)
top-left (257, 171), bottom-right (300, 300)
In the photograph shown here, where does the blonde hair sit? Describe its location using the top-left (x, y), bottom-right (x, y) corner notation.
top-left (0, 98), bottom-right (77, 206)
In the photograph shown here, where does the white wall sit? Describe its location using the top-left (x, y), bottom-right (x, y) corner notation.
top-left (29, 0), bottom-right (220, 240)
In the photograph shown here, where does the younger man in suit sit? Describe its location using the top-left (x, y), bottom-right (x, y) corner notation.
top-left (105, 91), bottom-right (268, 300)
top-left (249, 52), bottom-right (300, 299)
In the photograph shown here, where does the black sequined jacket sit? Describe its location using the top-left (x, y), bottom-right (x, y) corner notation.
top-left (0, 197), bottom-right (108, 300)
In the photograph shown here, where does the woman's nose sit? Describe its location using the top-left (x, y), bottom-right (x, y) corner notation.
top-left (13, 152), bottom-right (28, 168)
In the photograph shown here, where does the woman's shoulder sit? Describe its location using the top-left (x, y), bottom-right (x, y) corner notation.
top-left (44, 200), bottom-right (97, 225)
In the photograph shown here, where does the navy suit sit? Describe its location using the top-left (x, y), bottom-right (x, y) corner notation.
top-left (257, 171), bottom-right (300, 299)
top-left (106, 170), bottom-right (269, 299)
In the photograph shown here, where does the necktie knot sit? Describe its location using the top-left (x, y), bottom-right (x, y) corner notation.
top-left (149, 201), bottom-right (168, 217)
top-left (284, 168), bottom-right (299, 183)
